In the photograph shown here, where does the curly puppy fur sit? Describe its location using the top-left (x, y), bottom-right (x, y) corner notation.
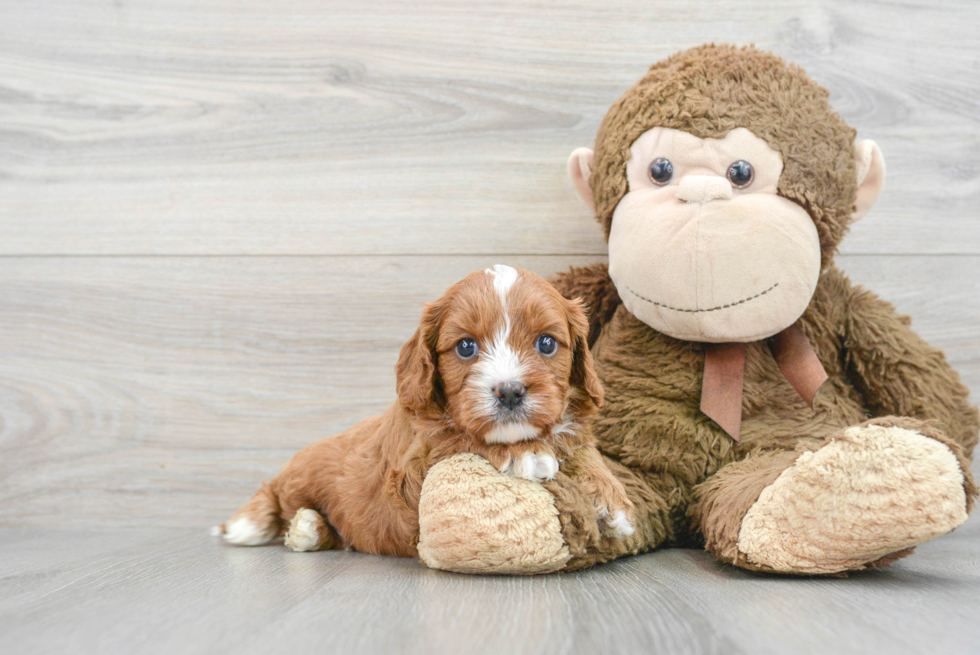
top-left (219, 266), bottom-right (633, 556)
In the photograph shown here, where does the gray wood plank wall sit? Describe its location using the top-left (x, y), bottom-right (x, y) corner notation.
top-left (1, 0), bottom-right (978, 529)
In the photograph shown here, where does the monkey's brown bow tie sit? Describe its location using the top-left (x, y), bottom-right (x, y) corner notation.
top-left (700, 324), bottom-right (828, 441)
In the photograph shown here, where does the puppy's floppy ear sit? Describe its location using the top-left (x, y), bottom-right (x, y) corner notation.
top-left (396, 300), bottom-right (445, 414)
top-left (566, 297), bottom-right (604, 409)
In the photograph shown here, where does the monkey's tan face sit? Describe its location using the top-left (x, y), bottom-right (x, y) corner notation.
top-left (606, 127), bottom-right (821, 343)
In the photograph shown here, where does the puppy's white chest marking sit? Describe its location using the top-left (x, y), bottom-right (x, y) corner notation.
top-left (485, 422), bottom-right (541, 444)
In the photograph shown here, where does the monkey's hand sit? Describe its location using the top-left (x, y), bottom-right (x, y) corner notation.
top-left (837, 267), bottom-right (979, 456)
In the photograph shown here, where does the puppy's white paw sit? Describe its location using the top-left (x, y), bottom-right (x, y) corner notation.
top-left (508, 452), bottom-right (559, 483)
top-left (222, 517), bottom-right (278, 546)
top-left (598, 508), bottom-right (635, 538)
top-left (532, 453), bottom-right (560, 482)
top-left (284, 508), bottom-right (326, 552)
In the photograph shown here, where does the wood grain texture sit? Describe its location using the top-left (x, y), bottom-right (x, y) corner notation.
top-left (2, 519), bottom-right (980, 654)
top-left (1, 1), bottom-right (979, 651)
top-left (0, 0), bottom-right (978, 255)
top-left (0, 254), bottom-right (976, 529)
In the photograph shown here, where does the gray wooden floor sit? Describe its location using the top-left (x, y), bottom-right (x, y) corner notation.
top-left (2, 0), bottom-right (980, 652)
top-left (3, 519), bottom-right (980, 655)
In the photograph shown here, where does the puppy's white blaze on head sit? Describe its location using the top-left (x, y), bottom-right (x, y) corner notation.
top-left (474, 340), bottom-right (526, 390)
top-left (484, 264), bottom-right (520, 310)
top-left (484, 422), bottom-right (542, 444)
top-left (484, 264), bottom-right (520, 345)
top-left (475, 266), bottom-right (528, 413)
top-left (467, 334), bottom-right (531, 439)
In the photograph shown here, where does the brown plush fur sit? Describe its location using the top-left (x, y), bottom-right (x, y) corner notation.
top-left (549, 264), bottom-right (979, 571)
top-left (220, 267), bottom-right (632, 556)
top-left (551, 261), bottom-right (622, 348)
top-left (551, 455), bottom-right (671, 571)
top-left (590, 44), bottom-right (857, 264)
top-left (688, 448), bottom-right (802, 568)
top-left (544, 44), bottom-right (979, 573)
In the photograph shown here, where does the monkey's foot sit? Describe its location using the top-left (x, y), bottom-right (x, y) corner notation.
top-left (417, 453), bottom-right (570, 574)
top-left (736, 422), bottom-right (971, 575)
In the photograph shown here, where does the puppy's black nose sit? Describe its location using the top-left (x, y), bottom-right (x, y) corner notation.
top-left (494, 381), bottom-right (526, 409)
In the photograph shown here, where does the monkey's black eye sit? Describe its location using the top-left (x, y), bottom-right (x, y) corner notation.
top-left (455, 338), bottom-right (478, 360)
top-left (536, 334), bottom-right (558, 356)
top-left (727, 160), bottom-right (754, 188)
top-left (649, 158), bottom-right (674, 186)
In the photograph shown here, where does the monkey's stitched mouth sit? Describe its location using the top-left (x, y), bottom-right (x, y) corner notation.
top-left (626, 282), bottom-right (779, 314)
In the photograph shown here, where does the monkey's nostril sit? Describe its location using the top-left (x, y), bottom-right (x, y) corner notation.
top-left (493, 381), bottom-right (527, 409)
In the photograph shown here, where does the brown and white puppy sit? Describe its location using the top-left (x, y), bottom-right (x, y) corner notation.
top-left (217, 265), bottom-right (634, 556)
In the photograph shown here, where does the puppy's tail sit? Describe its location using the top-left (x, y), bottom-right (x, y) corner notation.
top-left (213, 482), bottom-right (283, 546)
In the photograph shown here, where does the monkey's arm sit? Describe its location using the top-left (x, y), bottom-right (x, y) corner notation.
top-left (841, 275), bottom-right (979, 458)
top-left (549, 262), bottom-right (622, 347)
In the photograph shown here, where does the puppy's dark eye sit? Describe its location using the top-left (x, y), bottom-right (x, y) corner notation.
top-left (727, 160), bottom-right (754, 188)
top-left (536, 334), bottom-right (557, 356)
top-left (649, 157), bottom-right (673, 186)
top-left (455, 338), bottom-right (478, 360)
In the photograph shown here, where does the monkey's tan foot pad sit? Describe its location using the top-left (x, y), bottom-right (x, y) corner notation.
top-left (418, 452), bottom-right (570, 575)
top-left (284, 508), bottom-right (334, 552)
top-left (737, 424), bottom-right (969, 575)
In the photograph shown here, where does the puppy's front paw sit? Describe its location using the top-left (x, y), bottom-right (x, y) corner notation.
top-left (597, 507), bottom-right (635, 539)
top-left (505, 452), bottom-right (559, 483)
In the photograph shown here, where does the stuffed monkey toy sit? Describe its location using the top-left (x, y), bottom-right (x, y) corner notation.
top-left (417, 44), bottom-right (978, 575)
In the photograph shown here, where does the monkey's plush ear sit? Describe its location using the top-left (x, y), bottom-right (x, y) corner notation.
top-left (396, 301), bottom-right (444, 414)
top-left (853, 139), bottom-right (886, 222)
top-left (567, 147), bottom-right (596, 212)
